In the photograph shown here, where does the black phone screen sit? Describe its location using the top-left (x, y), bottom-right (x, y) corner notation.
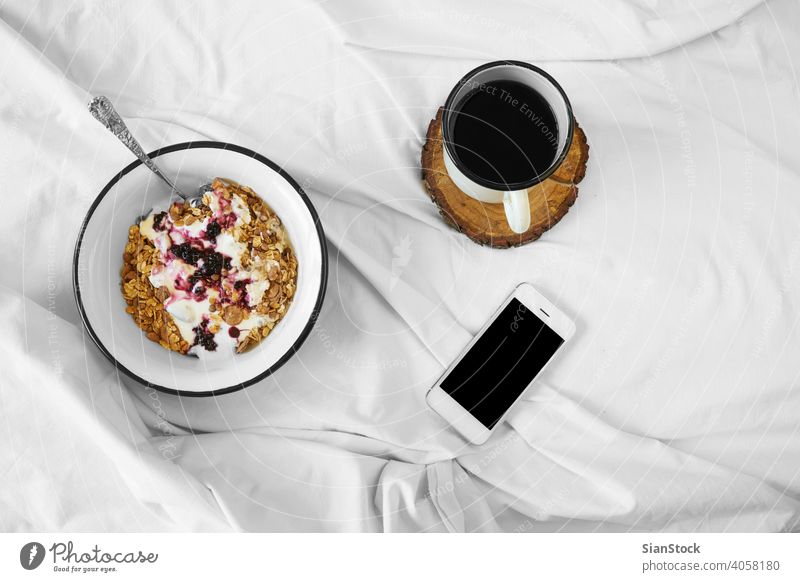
top-left (439, 298), bottom-right (565, 429)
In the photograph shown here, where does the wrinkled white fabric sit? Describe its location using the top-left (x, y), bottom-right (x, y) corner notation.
top-left (1, 0), bottom-right (799, 532)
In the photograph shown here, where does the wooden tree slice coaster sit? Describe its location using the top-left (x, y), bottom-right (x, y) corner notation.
top-left (421, 107), bottom-right (589, 248)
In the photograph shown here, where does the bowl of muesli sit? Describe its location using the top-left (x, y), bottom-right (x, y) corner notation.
top-left (73, 142), bottom-right (327, 396)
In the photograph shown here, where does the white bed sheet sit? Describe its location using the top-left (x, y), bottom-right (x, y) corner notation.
top-left (0, 0), bottom-right (798, 532)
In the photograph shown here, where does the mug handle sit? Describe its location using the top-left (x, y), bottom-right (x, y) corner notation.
top-left (502, 190), bottom-right (531, 234)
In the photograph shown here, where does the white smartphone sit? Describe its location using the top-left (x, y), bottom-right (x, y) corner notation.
top-left (426, 283), bottom-right (575, 445)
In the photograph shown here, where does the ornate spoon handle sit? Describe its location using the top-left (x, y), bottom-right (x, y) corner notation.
top-left (88, 96), bottom-right (189, 200)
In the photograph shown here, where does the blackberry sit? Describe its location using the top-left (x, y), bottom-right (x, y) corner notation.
top-left (192, 319), bottom-right (217, 352)
top-left (205, 220), bottom-right (222, 243)
top-left (171, 243), bottom-right (204, 265)
top-left (194, 251), bottom-right (227, 279)
top-left (152, 212), bottom-right (168, 231)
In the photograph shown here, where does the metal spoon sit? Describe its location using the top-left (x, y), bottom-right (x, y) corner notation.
top-left (88, 95), bottom-right (207, 208)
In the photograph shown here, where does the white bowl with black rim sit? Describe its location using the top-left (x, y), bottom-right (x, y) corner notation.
top-left (73, 142), bottom-right (327, 397)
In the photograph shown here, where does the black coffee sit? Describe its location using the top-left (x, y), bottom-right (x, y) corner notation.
top-left (451, 80), bottom-right (559, 186)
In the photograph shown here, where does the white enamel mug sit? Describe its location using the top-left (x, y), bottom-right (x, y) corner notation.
top-left (441, 61), bottom-right (574, 234)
